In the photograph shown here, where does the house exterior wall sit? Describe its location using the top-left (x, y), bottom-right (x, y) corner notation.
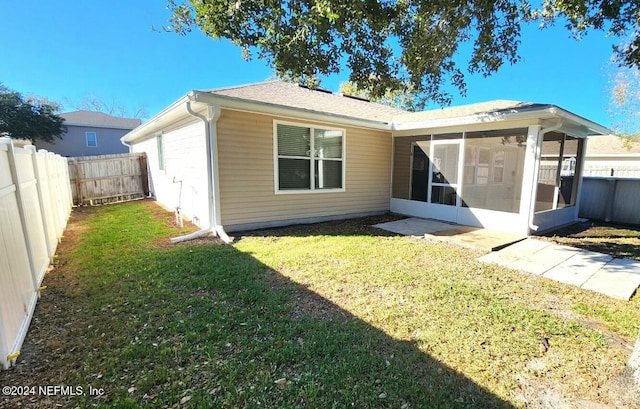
top-left (216, 109), bottom-right (392, 231)
top-left (131, 119), bottom-right (210, 227)
top-left (36, 125), bottom-right (131, 157)
top-left (583, 156), bottom-right (640, 177)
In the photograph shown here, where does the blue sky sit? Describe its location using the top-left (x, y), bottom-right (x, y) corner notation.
top-left (0, 1), bottom-right (622, 128)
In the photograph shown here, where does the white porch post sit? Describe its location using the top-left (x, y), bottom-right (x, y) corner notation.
top-left (519, 125), bottom-right (542, 235)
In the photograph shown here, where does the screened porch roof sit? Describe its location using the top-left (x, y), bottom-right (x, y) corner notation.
top-left (392, 100), bottom-right (610, 137)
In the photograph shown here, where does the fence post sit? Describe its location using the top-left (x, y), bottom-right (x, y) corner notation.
top-left (74, 160), bottom-right (83, 205)
top-left (139, 153), bottom-right (149, 197)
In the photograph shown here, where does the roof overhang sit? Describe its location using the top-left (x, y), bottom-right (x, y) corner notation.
top-left (122, 91), bottom-right (392, 144)
top-left (188, 91), bottom-right (392, 131)
top-left (392, 105), bottom-right (610, 137)
top-left (122, 93), bottom-right (610, 145)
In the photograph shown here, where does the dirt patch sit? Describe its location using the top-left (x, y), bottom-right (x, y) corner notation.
top-left (0, 206), bottom-right (98, 408)
top-left (515, 369), bottom-right (639, 409)
top-left (237, 213), bottom-right (406, 239)
top-left (539, 221), bottom-right (640, 261)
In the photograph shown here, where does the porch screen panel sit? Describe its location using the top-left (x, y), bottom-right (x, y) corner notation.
top-left (461, 129), bottom-right (527, 213)
top-left (392, 136), bottom-right (431, 200)
top-left (536, 132), bottom-right (563, 212)
top-left (557, 136), bottom-right (579, 208)
top-left (411, 140), bottom-right (431, 201)
top-left (430, 143), bottom-right (459, 206)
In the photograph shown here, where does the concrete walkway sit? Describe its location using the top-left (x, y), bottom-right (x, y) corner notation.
top-left (479, 239), bottom-right (640, 300)
top-left (373, 218), bottom-right (640, 301)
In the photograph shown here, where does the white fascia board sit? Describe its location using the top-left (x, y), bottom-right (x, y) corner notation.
top-left (392, 106), bottom-right (611, 137)
top-left (121, 95), bottom-right (191, 143)
top-left (551, 108), bottom-right (611, 136)
top-left (189, 91), bottom-right (392, 131)
top-left (391, 110), bottom-right (546, 131)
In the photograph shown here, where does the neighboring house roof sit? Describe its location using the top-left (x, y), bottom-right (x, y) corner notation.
top-left (61, 111), bottom-right (141, 129)
top-left (122, 81), bottom-right (610, 143)
top-left (207, 81), bottom-right (407, 123)
top-left (586, 134), bottom-right (640, 155)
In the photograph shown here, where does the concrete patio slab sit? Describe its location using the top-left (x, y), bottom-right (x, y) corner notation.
top-left (425, 226), bottom-right (525, 251)
top-left (581, 258), bottom-right (640, 300)
top-left (373, 218), bottom-right (524, 251)
top-left (373, 218), bottom-right (453, 236)
top-left (543, 251), bottom-right (613, 286)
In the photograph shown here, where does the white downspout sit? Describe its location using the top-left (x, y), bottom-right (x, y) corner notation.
top-left (528, 119), bottom-right (563, 233)
top-left (171, 99), bottom-right (233, 244)
top-left (120, 139), bottom-right (132, 152)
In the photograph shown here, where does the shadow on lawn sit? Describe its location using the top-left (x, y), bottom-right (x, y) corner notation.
top-left (0, 206), bottom-right (514, 408)
top-left (120, 243), bottom-right (516, 408)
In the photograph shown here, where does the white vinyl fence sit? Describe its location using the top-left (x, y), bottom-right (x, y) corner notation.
top-left (0, 137), bottom-right (72, 369)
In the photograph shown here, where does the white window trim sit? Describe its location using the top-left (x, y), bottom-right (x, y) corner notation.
top-left (273, 120), bottom-right (346, 194)
top-left (85, 131), bottom-right (97, 148)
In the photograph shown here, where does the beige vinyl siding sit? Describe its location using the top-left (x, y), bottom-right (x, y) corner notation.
top-left (217, 109), bottom-right (392, 228)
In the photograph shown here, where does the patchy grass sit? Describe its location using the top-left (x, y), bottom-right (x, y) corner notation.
top-left (540, 221), bottom-right (640, 261)
top-left (1, 202), bottom-right (638, 408)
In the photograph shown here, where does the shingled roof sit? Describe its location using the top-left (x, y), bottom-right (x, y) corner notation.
top-left (207, 81), bottom-right (407, 123)
top-left (61, 111), bottom-right (141, 129)
top-left (586, 134), bottom-right (640, 154)
top-left (392, 100), bottom-right (551, 123)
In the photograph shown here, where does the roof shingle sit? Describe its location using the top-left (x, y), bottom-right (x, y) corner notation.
top-left (391, 100), bottom-right (550, 123)
top-left (208, 81), bottom-right (407, 123)
top-left (61, 111), bottom-right (141, 129)
top-left (586, 134), bottom-right (640, 154)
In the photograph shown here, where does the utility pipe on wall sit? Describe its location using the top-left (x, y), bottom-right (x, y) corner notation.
top-left (171, 99), bottom-right (232, 244)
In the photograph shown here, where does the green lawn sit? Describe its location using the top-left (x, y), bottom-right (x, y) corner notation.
top-left (1, 201), bottom-right (638, 408)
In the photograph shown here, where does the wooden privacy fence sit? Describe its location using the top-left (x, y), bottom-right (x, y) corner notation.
top-left (0, 137), bottom-right (72, 370)
top-left (579, 177), bottom-right (640, 226)
top-left (68, 152), bottom-right (149, 205)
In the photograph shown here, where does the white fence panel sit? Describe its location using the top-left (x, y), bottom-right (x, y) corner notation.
top-left (583, 165), bottom-right (640, 178)
top-left (0, 138), bottom-right (72, 370)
